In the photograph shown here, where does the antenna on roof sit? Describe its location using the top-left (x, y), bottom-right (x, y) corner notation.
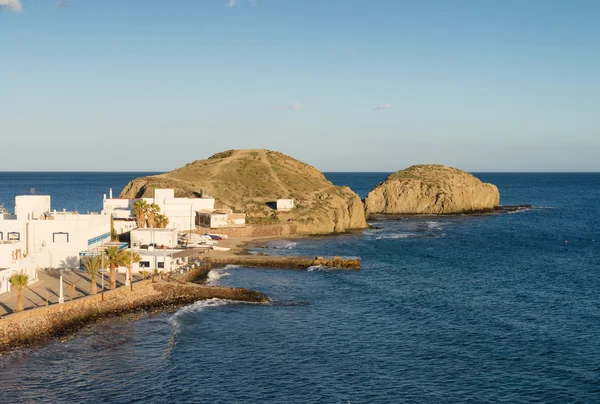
top-left (30, 188), bottom-right (35, 195)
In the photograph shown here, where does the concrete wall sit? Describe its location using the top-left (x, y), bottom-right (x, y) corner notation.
top-left (112, 219), bottom-right (137, 235)
top-left (0, 274), bottom-right (267, 350)
top-left (28, 215), bottom-right (110, 268)
top-left (15, 196), bottom-right (51, 220)
top-left (228, 213), bottom-right (246, 228)
top-left (0, 265), bottom-right (38, 295)
top-left (0, 241), bottom-right (25, 268)
top-left (135, 254), bottom-right (174, 273)
top-left (131, 229), bottom-right (178, 248)
top-left (196, 212), bottom-right (228, 228)
top-left (0, 214), bottom-right (110, 269)
top-left (277, 199), bottom-right (294, 211)
top-left (102, 199), bottom-right (135, 219)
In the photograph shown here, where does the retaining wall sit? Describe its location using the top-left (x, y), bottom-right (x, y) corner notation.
top-left (0, 266), bottom-right (267, 351)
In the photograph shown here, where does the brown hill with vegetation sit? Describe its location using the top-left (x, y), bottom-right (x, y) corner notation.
top-left (364, 165), bottom-right (500, 214)
top-left (120, 149), bottom-right (367, 235)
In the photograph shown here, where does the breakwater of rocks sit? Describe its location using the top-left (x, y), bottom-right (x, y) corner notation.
top-left (0, 267), bottom-right (269, 352)
top-left (211, 255), bottom-right (361, 269)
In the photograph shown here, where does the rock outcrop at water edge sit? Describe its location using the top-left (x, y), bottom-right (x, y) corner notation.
top-left (120, 149), bottom-right (367, 235)
top-left (364, 164), bottom-right (500, 214)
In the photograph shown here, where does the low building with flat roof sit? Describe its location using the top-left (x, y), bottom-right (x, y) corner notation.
top-left (276, 199), bottom-right (294, 211)
top-left (196, 209), bottom-right (246, 229)
top-left (102, 188), bottom-right (215, 231)
top-left (0, 195), bottom-right (111, 270)
top-left (131, 228), bottom-right (178, 249)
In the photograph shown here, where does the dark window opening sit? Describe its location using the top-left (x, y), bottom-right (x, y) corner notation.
top-left (53, 232), bottom-right (69, 243)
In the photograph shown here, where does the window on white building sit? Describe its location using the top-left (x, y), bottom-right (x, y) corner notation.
top-left (139, 261), bottom-right (150, 268)
top-left (7, 232), bottom-right (20, 241)
top-left (53, 232), bottom-right (69, 243)
top-left (158, 262), bottom-right (165, 269)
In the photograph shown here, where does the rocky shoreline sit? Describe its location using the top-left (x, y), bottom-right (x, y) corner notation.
top-left (366, 204), bottom-right (533, 220)
top-left (0, 266), bottom-right (269, 353)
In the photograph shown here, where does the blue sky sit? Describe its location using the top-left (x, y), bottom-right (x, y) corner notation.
top-left (1, 0), bottom-right (599, 172)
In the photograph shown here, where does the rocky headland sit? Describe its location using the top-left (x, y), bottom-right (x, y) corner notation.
top-left (364, 164), bottom-right (500, 215)
top-left (120, 149), bottom-right (367, 235)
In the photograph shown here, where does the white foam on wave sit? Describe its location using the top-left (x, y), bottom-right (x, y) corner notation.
top-left (375, 232), bottom-right (447, 240)
top-left (267, 241), bottom-right (298, 250)
top-left (169, 298), bottom-right (231, 330)
top-left (307, 264), bottom-right (322, 272)
top-left (307, 265), bottom-right (338, 273)
top-left (506, 209), bottom-right (525, 214)
top-left (363, 228), bottom-right (384, 235)
top-left (425, 221), bottom-right (446, 230)
top-left (375, 233), bottom-right (416, 240)
top-left (207, 269), bottom-right (231, 285)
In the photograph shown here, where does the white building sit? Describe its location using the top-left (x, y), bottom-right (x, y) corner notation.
top-left (196, 209), bottom-right (246, 229)
top-left (0, 241), bottom-right (38, 294)
top-left (131, 228), bottom-right (178, 249)
top-left (102, 188), bottom-right (215, 231)
top-left (276, 199), bottom-right (294, 211)
top-left (0, 195), bottom-right (111, 270)
top-left (135, 249), bottom-right (178, 273)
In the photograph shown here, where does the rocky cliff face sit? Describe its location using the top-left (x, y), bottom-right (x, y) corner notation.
top-left (364, 165), bottom-right (500, 214)
top-left (120, 149), bottom-right (367, 235)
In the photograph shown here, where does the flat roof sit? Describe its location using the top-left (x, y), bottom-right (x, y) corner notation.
top-left (137, 249), bottom-right (178, 257)
top-left (132, 228), bottom-right (176, 232)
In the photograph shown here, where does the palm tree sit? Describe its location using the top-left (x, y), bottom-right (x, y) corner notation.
top-left (9, 271), bottom-right (29, 312)
top-left (110, 215), bottom-right (118, 241)
top-left (123, 250), bottom-right (141, 290)
top-left (155, 213), bottom-right (169, 229)
top-left (105, 246), bottom-right (127, 289)
top-left (132, 199), bottom-right (148, 228)
top-left (147, 203), bottom-right (161, 228)
top-left (81, 255), bottom-right (102, 295)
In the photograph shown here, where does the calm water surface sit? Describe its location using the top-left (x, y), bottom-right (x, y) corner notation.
top-left (1, 172), bottom-right (600, 403)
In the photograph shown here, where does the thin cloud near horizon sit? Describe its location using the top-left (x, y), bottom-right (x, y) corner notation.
top-left (276, 101), bottom-right (303, 111)
top-left (373, 104), bottom-right (392, 111)
top-left (227, 0), bottom-right (257, 7)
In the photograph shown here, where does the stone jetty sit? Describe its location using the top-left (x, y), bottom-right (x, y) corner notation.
top-left (0, 265), bottom-right (269, 352)
top-left (210, 255), bottom-right (361, 269)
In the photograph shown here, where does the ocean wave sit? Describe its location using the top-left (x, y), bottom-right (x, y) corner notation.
top-left (506, 209), bottom-right (527, 214)
top-left (272, 300), bottom-right (310, 307)
top-left (169, 298), bottom-right (231, 329)
top-left (375, 233), bottom-right (446, 240)
top-left (425, 221), bottom-right (446, 230)
top-left (267, 241), bottom-right (298, 250)
top-left (375, 233), bottom-right (418, 239)
top-left (207, 269), bottom-right (231, 285)
top-left (165, 298), bottom-right (232, 358)
top-left (363, 228), bottom-right (385, 235)
top-left (307, 265), bottom-right (344, 272)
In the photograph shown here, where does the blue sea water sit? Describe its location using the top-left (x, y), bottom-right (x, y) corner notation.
top-left (1, 172), bottom-right (600, 403)
top-left (0, 172), bottom-right (158, 214)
